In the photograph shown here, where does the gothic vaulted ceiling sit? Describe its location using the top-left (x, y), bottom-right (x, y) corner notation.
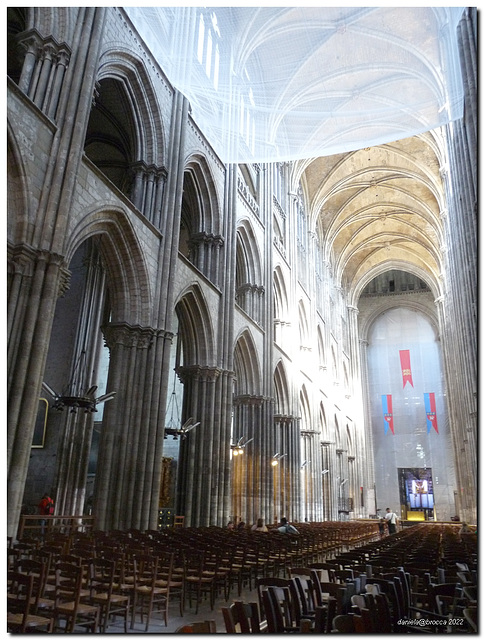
top-left (297, 131), bottom-right (445, 297)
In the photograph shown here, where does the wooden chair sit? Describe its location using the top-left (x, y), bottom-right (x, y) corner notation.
top-left (14, 557), bottom-right (55, 615)
top-left (222, 600), bottom-right (265, 633)
top-left (7, 571), bottom-right (54, 633)
top-left (184, 551), bottom-right (216, 614)
top-left (175, 619), bottom-right (217, 633)
top-left (130, 553), bottom-right (171, 631)
top-left (261, 585), bottom-right (296, 633)
top-left (308, 562), bottom-right (337, 583)
top-left (332, 613), bottom-right (356, 633)
top-left (256, 576), bottom-right (292, 621)
top-left (463, 607), bottom-right (477, 632)
top-left (88, 557), bottom-right (130, 632)
top-left (428, 582), bottom-right (464, 618)
top-left (167, 549), bottom-right (186, 617)
top-left (52, 561), bottom-right (100, 632)
top-left (310, 573), bottom-right (346, 615)
top-left (292, 575), bottom-right (317, 619)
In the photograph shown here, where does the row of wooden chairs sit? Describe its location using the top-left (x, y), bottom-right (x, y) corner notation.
top-left (7, 550), bottom-right (177, 632)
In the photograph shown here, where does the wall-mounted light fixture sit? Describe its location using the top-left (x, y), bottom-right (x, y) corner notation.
top-left (231, 436), bottom-right (253, 456)
top-left (321, 469), bottom-right (329, 475)
top-left (42, 381), bottom-right (116, 414)
top-left (164, 417), bottom-right (200, 440)
top-left (271, 453), bottom-right (287, 466)
top-left (300, 460), bottom-right (311, 469)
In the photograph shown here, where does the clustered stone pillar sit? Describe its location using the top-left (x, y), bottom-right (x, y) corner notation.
top-left (54, 245), bottom-right (106, 518)
top-left (130, 161), bottom-right (167, 228)
top-left (235, 283), bottom-right (265, 325)
top-left (188, 232), bottom-right (224, 287)
top-left (438, 8), bottom-right (477, 524)
top-left (93, 322), bottom-right (172, 531)
top-left (17, 30), bottom-right (71, 121)
top-left (7, 248), bottom-right (70, 538)
top-left (175, 365), bottom-right (233, 527)
top-left (300, 430), bottom-right (322, 521)
top-left (272, 416), bottom-right (301, 523)
top-left (231, 395), bottom-right (266, 523)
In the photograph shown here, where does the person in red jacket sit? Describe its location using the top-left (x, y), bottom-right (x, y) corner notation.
top-left (38, 493), bottom-right (54, 536)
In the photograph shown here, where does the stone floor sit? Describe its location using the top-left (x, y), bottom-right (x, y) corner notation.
top-left (104, 581), bottom-right (260, 635)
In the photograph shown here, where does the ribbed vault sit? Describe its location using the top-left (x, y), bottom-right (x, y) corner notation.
top-left (299, 133), bottom-right (446, 297)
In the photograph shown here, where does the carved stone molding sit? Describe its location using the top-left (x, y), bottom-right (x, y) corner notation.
top-left (102, 322), bottom-right (158, 350)
top-left (176, 364), bottom-right (222, 383)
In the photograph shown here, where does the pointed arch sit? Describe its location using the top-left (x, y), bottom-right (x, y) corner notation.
top-left (274, 360), bottom-right (290, 416)
top-left (334, 415), bottom-right (341, 449)
top-left (7, 128), bottom-right (30, 245)
top-left (66, 206), bottom-right (153, 326)
top-left (174, 284), bottom-right (215, 367)
top-left (233, 329), bottom-right (261, 396)
top-left (299, 384), bottom-right (311, 430)
top-left (236, 219), bottom-right (263, 288)
top-left (96, 46), bottom-right (167, 165)
top-left (345, 424), bottom-right (352, 454)
top-left (298, 299), bottom-right (310, 349)
top-left (319, 402), bottom-right (328, 441)
top-left (183, 154), bottom-right (221, 236)
top-left (317, 325), bottom-right (326, 370)
top-left (331, 345), bottom-right (338, 382)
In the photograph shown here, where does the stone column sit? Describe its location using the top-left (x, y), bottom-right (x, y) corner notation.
top-left (93, 322), bottom-right (174, 531)
top-left (17, 30), bottom-right (41, 95)
top-left (272, 417), bottom-right (300, 522)
top-left (359, 338), bottom-right (376, 515)
top-left (175, 365), bottom-right (227, 527)
top-left (54, 247), bottom-right (106, 517)
top-left (7, 249), bottom-right (69, 538)
top-left (130, 162), bottom-right (168, 226)
top-left (231, 395), bottom-right (265, 523)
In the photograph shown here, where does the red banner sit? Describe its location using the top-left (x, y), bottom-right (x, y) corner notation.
top-left (399, 350), bottom-right (414, 388)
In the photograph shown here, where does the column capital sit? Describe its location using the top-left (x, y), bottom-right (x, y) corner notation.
top-left (102, 322), bottom-right (158, 350)
top-left (176, 364), bottom-right (222, 383)
top-left (233, 394), bottom-right (265, 407)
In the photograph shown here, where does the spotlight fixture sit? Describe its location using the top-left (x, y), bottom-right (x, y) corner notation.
top-left (271, 452), bottom-right (287, 466)
top-left (231, 436), bottom-right (253, 456)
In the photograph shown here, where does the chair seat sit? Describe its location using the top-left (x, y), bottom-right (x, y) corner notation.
top-left (7, 611), bottom-right (53, 631)
top-left (91, 591), bottom-right (130, 605)
top-left (56, 600), bottom-right (99, 616)
top-left (135, 584), bottom-right (167, 596)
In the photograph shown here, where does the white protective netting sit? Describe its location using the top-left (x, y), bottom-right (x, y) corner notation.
top-left (125, 6), bottom-right (465, 163)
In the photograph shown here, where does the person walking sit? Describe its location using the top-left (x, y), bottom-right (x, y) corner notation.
top-left (384, 507), bottom-right (398, 534)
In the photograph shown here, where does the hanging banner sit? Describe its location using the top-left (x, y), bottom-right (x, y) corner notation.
top-left (424, 392), bottom-right (439, 433)
top-left (381, 394), bottom-right (394, 435)
top-left (399, 350), bottom-right (414, 388)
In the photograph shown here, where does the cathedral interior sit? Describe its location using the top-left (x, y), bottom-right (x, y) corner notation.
top-left (7, 7), bottom-right (477, 542)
